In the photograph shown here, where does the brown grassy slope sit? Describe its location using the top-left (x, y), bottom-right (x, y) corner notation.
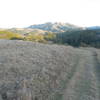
top-left (0, 40), bottom-right (99, 100)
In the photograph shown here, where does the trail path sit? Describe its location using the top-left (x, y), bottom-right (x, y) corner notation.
top-left (63, 49), bottom-right (100, 100)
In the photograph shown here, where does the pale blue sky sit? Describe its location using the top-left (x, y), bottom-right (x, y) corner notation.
top-left (0, 0), bottom-right (99, 28)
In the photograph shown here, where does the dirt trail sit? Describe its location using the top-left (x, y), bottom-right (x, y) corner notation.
top-left (63, 49), bottom-right (100, 100)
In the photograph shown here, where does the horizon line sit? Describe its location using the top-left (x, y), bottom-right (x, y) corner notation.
top-left (0, 21), bottom-right (100, 29)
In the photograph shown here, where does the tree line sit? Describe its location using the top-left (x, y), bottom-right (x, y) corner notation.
top-left (54, 29), bottom-right (100, 48)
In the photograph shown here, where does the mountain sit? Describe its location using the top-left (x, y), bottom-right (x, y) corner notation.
top-left (87, 26), bottom-right (100, 30)
top-left (28, 22), bottom-right (81, 32)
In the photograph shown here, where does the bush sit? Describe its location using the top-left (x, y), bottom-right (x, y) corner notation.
top-left (0, 31), bottom-right (24, 40)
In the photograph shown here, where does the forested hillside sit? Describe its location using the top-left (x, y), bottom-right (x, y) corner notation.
top-left (54, 29), bottom-right (100, 48)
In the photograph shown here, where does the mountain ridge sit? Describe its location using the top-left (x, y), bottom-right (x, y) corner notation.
top-left (87, 26), bottom-right (100, 30)
top-left (28, 22), bottom-right (82, 32)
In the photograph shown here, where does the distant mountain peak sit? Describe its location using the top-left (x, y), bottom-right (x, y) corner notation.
top-left (28, 22), bottom-right (81, 32)
top-left (87, 26), bottom-right (100, 30)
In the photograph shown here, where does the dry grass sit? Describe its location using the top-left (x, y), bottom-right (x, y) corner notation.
top-left (0, 40), bottom-right (99, 100)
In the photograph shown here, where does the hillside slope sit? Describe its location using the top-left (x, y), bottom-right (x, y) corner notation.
top-left (0, 40), bottom-right (100, 100)
top-left (7, 28), bottom-right (48, 35)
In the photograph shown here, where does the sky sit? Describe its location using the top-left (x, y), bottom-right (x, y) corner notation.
top-left (0, 0), bottom-right (100, 28)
